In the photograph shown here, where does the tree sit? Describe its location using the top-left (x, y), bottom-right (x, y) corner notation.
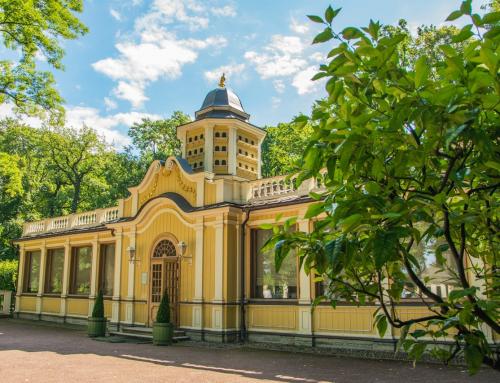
top-left (266, 1), bottom-right (500, 373)
top-left (261, 122), bottom-right (313, 177)
top-left (0, 0), bottom-right (88, 123)
top-left (43, 126), bottom-right (107, 213)
top-left (128, 111), bottom-right (191, 163)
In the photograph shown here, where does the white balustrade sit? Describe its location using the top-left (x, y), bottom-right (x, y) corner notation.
top-left (22, 206), bottom-right (121, 236)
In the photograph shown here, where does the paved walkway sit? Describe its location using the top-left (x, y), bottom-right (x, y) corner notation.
top-left (0, 319), bottom-right (497, 382)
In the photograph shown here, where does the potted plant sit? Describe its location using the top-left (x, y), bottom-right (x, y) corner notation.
top-left (153, 290), bottom-right (173, 345)
top-left (88, 290), bottom-right (107, 337)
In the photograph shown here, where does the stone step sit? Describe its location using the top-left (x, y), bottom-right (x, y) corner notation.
top-left (109, 328), bottom-right (189, 342)
top-left (121, 326), bottom-right (186, 337)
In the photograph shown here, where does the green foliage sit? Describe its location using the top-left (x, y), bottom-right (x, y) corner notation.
top-left (0, 259), bottom-right (17, 291)
top-left (91, 290), bottom-right (104, 318)
top-left (267, 2), bottom-right (500, 373)
top-left (156, 290), bottom-right (171, 323)
top-left (261, 122), bottom-right (313, 177)
top-left (0, 0), bottom-right (88, 123)
top-left (128, 111), bottom-right (190, 163)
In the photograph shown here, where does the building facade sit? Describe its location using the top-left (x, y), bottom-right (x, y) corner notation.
top-left (14, 83), bottom-right (436, 348)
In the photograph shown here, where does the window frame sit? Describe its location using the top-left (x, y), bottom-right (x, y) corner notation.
top-left (98, 243), bottom-right (115, 297)
top-left (250, 227), bottom-right (299, 301)
top-left (44, 248), bottom-right (65, 295)
top-left (69, 246), bottom-right (92, 296)
top-left (23, 250), bottom-right (41, 294)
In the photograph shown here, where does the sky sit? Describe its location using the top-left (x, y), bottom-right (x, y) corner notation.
top-left (0, 0), bottom-right (490, 149)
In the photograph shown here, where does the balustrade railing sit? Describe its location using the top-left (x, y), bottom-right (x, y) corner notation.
top-left (23, 206), bottom-right (121, 236)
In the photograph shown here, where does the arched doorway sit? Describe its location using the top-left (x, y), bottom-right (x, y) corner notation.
top-left (149, 237), bottom-right (180, 327)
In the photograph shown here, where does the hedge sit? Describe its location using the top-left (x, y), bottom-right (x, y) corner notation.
top-left (0, 259), bottom-right (18, 291)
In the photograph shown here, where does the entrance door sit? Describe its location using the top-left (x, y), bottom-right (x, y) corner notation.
top-left (149, 239), bottom-right (179, 326)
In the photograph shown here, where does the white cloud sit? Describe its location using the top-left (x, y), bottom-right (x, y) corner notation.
top-left (93, 0), bottom-right (229, 108)
top-left (244, 50), bottom-right (307, 79)
top-left (272, 79), bottom-right (285, 93)
top-left (211, 5), bottom-right (236, 17)
top-left (104, 97), bottom-right (118, 111)
top-left (292, 65), bottom-right (319, 95)
top-left (290, 17), bottom-right (309, 34)
top-left (204, 63), bottom-right (245, 83)
top-left (268, 35), bottom-right (304, 55)
top-left (110, 8), bottom-right (122, 21)
top-left (0, 103), bottom-right (159, 149)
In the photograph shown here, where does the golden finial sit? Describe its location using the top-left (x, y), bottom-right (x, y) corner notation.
top-left (218, 73), bottom-right (226, 88)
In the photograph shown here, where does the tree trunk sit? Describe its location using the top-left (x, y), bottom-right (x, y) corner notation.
top-left (71, 180), bottom-right (81, 213)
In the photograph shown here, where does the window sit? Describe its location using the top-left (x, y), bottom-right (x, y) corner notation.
top-left (222, 132), bottom-right (227, 138)
top-left (200, 148), bottom-right (204, 153)
top-left (188, 150), bottom-right (192, 156)
top-left (251, 167), bottom-right (254, 171)
top-left (251, 140), bottom-right (255, 145)
top-left (245, 138), bottom-right (248, 143)
top-left (239, 163), bottom-right (242, 167)
top-left (70, 246), bottom-right (92, 295)
top-left (251, 154), bottom-right (254, 158)
top-left (239, 135), bottom-right (242, 140)
top-left (215, 160), bottom-right (220, 165)
top-left (251, 229), bottom-right (297, 299)
top-left (194, 149), bottom-right (197, 154)
top-left (245, 151), bottom-right (248, 156)
top-left (215, 132), bottom-right (220, 137)
top-left (222, 146), bottom-right (226, 151)
top-left (215, 146), bottom-right (220, 151)
top-left (221, 160), bottom-right (226, 165)
top-left (239, 149), bottom-right (242, 154)
top-left (24, 251), bottom-right (41, 293)
top-left (245, 165), bottom-right (248, 169)
top-left (193, 162), bottom-right (197, 168)
top-left (200, 161), bottom-right (203, 167)
top-left (189, 137), bottom-right (192, 142)
top-left (200, 134), bottom-right (204, 139)
top-left (194, 135), bottom-right (198, 141)
top-left (99, 244), bottom-right (115, 296)
top-left (45, 248), bottom-right (64, 294)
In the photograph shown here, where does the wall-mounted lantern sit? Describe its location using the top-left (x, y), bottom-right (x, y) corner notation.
top-left (127, 245), bottom-right (137, 263)
top-left (178, 241), bottom-right (192, 263)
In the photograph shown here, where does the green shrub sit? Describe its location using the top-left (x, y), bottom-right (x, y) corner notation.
top-left (0, 259), bottom-right (18, 291)
top-left (91, 290), bottom-right (104, 318)
top-left (156, 290), bottom-right (170, 323)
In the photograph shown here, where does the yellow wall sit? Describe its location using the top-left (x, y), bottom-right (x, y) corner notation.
top-left (248, 305), bottom-right (298, 331)
top-left (42, 297), bottom-right (60, 314)
top-left (67, 298), bottom-right (88, 316)
top-left (19, 296), bottom-right (36, 312)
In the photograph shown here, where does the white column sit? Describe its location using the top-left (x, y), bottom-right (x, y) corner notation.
top-left (88, 237), bottom-right (99, 315)
top-left (15, 245), bottom-right (25, 313)
top-left (125, 228), bottom-right (136, 324)
top-left (257, 141), bottom-right (262, 178)
top-left (227, 126), bottom-right (237, 175)
top-left (212, 218), bottom-right (224, 330)
top-left (60, 239), bottom-right (71, 316)
top-left (36, 242), bottom-right (47, 314)
top-left (204, 125), bottom-right (214, 173)
top-left (192, 219), bottom-right (204, 329)
top-left (297, 218), bottom-right (312, 335)
top-left (111, 228), bottom-right (123, 324)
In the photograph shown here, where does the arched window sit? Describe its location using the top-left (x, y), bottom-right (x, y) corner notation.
top-left (221, 160), bottom-right (226, 165)
top-left (222, 132), bottom-right (227, 138)
top-left (194, 135), bottom-right (198, 141)
top-left (153, 240), bottom-right (177, 258)
top-left (200, 161), bottom-right (203, 167)
top-left (215, 160), bottom-right (220, 165)
top-left (251, 140), bottom-right (255, 145)
top-left (215, 132), bottom-right (220, 137)
top-left (188, 150), bottom-right (192, 156)
top-left (245, 151), bottom-right (248, 156)
top-left (200, 134), bottom-right (204, 139)
top-left (189, 137), bottom-right (192, 142)
top-left (239, 149), bottom-right (242, 154)
top-left (200, 148), bottom-right (204, 153)
top-left (194, 149), bottom-right (197, 154)
top-left (245, 138), bottom-right (248, 143)
top-left (222, 146), bottom-right (227, 151)
top-left (215, 146), bottom-right (220, 151)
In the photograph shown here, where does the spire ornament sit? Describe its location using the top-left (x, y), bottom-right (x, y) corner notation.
top-left (218, 73), bottom-right (226, 88)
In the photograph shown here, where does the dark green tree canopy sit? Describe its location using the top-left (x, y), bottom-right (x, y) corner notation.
top-left (266, 1), bottom-right (500, 374)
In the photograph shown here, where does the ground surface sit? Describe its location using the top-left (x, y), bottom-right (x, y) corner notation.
top-left (0, 319), bottom-right (497, 383)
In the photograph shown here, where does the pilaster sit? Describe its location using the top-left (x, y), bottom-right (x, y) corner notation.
top-left (88, 237), bottom-right (99, 316)
top-left (297, 217), bottom-right (312, 335)
top-left (227, 126), bottom-right (237, 175)
top-left (204, 125), bottom-right (214, 173)
top-left (111, 228), bottom-right (123, 324)
top-left (60, 239), bottom-right (71, 316)
top-left (125, 228), bottom-right (136, 324)
top-left (15, 244), bottom-right (25, 313)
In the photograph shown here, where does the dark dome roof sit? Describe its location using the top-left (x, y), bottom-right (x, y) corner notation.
top-left (195, 87), bottom-right (249, 121)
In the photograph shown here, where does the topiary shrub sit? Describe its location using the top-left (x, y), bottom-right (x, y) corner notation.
top-left (156, 290), bottom-right (170, 323)
top-left (91, 290), bottom-right (104, 318)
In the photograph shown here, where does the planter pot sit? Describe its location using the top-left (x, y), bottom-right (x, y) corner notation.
top-left (88, 317), bottom-right (107, 338)
top-left (153, 322), bottom-right (173, 346)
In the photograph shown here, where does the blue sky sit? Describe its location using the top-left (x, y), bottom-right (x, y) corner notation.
top-left (1, 0), bottom-right (489, 148)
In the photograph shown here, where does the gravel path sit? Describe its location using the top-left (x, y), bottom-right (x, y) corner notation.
top-left (0, 319), bottom-right (497, 383)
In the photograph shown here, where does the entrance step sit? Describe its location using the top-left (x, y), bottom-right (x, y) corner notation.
top-left (110, 326), bottom-right (189, 342)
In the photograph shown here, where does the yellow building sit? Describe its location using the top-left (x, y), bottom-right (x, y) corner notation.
top-left (14, 82), bottom-right (432, 348)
